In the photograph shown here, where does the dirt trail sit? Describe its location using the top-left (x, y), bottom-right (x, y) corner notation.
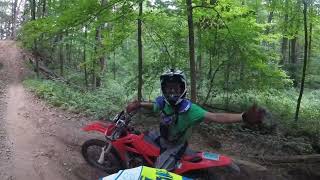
top-left (0, 41), bottom-right (106, 180)
top-left (6, 84), bottom-right (66, 180)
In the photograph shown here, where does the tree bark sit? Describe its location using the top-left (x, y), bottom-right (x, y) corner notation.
top-left (30, 0), bottom-right (39, 77)
top-left (94, 0), bottom-right (107, 88)
top-left (280, 0), bottom-right (289, 65)
top-left (66, 36), bottom-right (71, 64)
top-left (281, 37), bottom-right (288, 65)
top-left (138, 0), bottom-right (143, 101)
top-left (290, 37), bottom-right (297, 87)
top-left (31, 0), bottom-right (36, 19)
top-left (224, 51), bottom-right (231, 109)
top-left (84, 26), bottom-right (88, 88)
top-left (308, 22), bottom-right (312, 66)
top-left (197, 26), bottom-right (202, 81)
top-left (11, 0), bottom-right (18, 39)
top-left (42, 0), bottom-right (46, 17)
top-left (91, 67), bottom-right (96, 90)
top-left (59, 34), bottom-right (64, 76)
top-left (265, 0), bottom-right (274, 34)
top-left (186, 0), bottom-right (197, 102)
top-left (113, 50), bottom-right (116, 80)
top-left (295, 0), bottom-right (308, 122)
top-left (0, 24), bottom-right (3, 39)
top-left (93, 28), bottom-right (100, 89)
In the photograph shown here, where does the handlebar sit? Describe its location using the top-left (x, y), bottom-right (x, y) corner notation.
top-left (107, 110), bottom-right (137, 140)
top-left (112, 110), bottom-right (136, 125)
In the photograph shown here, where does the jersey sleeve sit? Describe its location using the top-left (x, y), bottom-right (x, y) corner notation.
top-left (153, 96), bottom-right (165, 113)
top-left (188, 104), bottom-right (207, 125)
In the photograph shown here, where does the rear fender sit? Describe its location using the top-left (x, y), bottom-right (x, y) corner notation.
top-left (82, 121), bottom-right (114, 135)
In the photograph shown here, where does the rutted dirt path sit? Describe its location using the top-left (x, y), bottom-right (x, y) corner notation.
top-left (6, 83), bottom-right (68, 180)
top-left (0, 40), bottom-right (107, 180)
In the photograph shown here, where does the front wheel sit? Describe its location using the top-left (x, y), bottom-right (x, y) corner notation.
top-left (81, 139), bottom-right (123, 174)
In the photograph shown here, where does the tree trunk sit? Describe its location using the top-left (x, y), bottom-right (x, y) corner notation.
top-left (30, 0), bottom-right (36, 27)
top-left (208, 27), bottom-right (218, 78)
top-left (224, 52), bottom-right (231, 110)
top-left (59, 34), bottom-right (64, 76)
top-left (34, 39), bottom-right (39, 77)
top-left (94, 0), bottom-right (107, 88)
top-left (84, 26), bottom-right (88, 88)
top-left (11, 0), bottom-right (18, 39)
top-left (281, 37), bottom-right (288, 65)
top-left (307, 22), bottom-right (312, 66)
top-left (66, 38), bottom-right (71, 64)
top-left (113, 50), bottom-right (116, 80)
top-left (30, 0), bottom-right (39, 77)
top-left (6, 21), bottom-right (11, 38)
top-left (265, 0), bottom-right (274, 34)
top-left (137, 0), bottom-right (143, 101)
top-left (295, 0), bottom-right (308, 122)
top-left (290, 37), bottom-right (297, 87)
top-left (280, 0), bottom-right (289, 65)
top-left (239, 59), bottom-right (244, 82)
top-left (208, 51), bottom-right (213, 78)
top-left (93, 28), bottom-right (100, 89)
top-left (197, 26), bottom-right (202, 81)
top-left (94, 28), bottom-right (103, 88)
top-left (42, 0), bottom-right (46, 17)
top-left (186, 0), bottom-right (197, 102)
top-left (92, 67), bottom-right (96, 90)
top-left (0, 24), bottom-right (3, 39)
top-left (21, 0), bottom-right (28, 22)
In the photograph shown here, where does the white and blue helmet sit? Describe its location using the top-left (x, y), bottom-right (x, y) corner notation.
top-left (160, 69), bottom-right (187, 106)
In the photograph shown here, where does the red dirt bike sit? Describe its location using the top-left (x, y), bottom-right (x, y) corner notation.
top-left (81, 111), bottom-right (240, 179)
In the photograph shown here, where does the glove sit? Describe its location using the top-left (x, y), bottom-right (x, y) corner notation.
top-left (126, 100), bottom-right (141, 113)
top-left (242, 104), bottom-right (266, 125)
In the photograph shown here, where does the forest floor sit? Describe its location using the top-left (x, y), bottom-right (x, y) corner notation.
top-left (0, 40), bottom-right (319, 180)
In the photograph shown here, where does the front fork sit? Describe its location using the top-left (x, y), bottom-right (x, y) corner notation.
top-left (98, 142), bottom-right (113, 164)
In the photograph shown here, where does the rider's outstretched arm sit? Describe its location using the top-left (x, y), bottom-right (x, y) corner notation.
top-left (203, 105), bottom-right (266, 125)
top-left (140, 102), bottom-right (154, 111)
top-left (204, 112), bottom-right (243, 124)
top-left (126, 101), bottom-right (154, 113)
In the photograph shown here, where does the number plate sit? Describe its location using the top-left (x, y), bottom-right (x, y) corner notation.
top-left (202, 152), bottom-right (220, 161)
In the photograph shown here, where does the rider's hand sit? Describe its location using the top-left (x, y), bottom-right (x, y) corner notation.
top-left (242, 104), bottom-right (266, 125)
top-left (126, 100), bottom-right (141, 113)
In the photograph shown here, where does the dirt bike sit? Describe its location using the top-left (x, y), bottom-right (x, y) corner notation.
top-left (81, 111), bottom-right (240, 179)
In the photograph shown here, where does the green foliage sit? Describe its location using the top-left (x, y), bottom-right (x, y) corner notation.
top-left (19, 0), bottom-right (101, 48)
top-left (24, 78), bottom-right (130, 118)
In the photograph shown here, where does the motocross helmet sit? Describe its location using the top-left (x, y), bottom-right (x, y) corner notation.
top-left (160, 69), bottom-right (187, 106)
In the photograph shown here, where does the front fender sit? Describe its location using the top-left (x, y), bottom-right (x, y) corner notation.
top-left (82, 121), bottom-right (113, 134)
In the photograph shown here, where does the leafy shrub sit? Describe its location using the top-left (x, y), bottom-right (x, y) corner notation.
top-left (24, 78), bottom-right (129, 118)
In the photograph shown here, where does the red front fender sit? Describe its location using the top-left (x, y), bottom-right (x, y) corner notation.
top-left (82, 121), bottom-right (114, 135)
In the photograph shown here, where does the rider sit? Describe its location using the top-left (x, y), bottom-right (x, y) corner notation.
top-left (126, 69), bottom-right (265, 170)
